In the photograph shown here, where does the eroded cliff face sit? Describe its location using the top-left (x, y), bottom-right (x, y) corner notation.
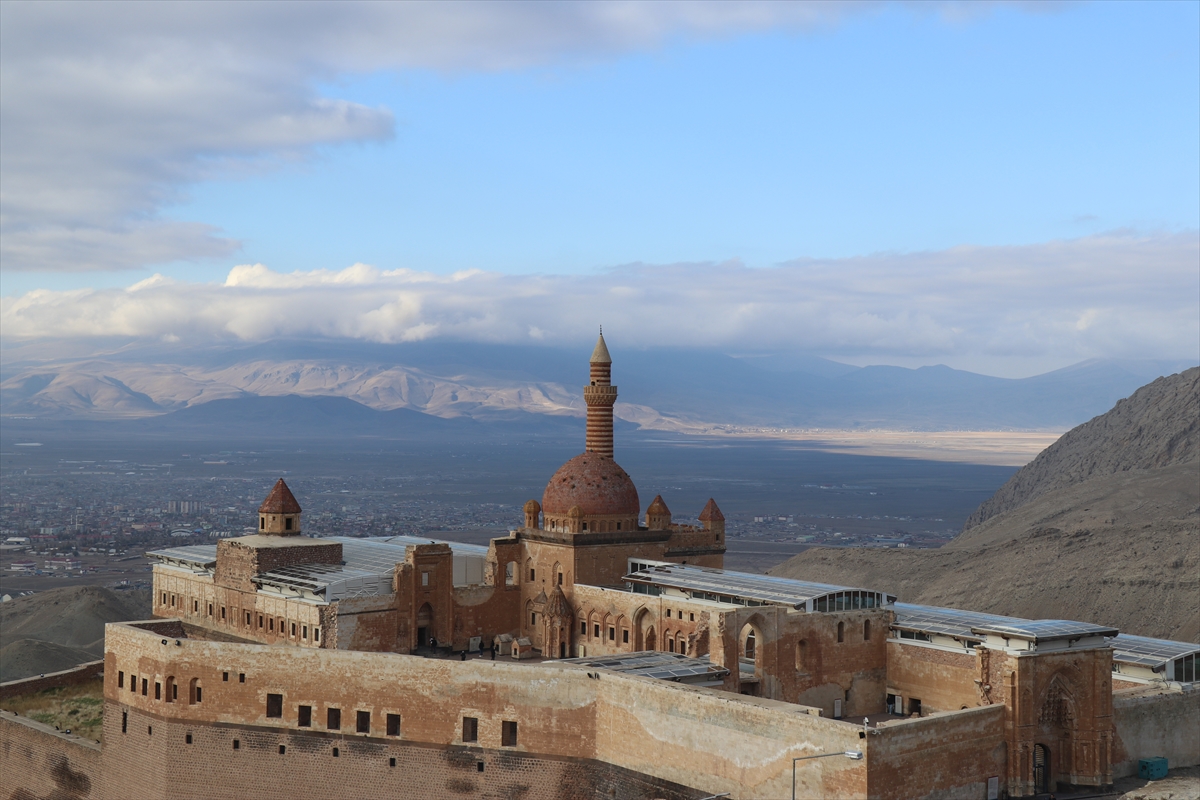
top-left (770, 368), bottom-right (1200, 643)
top-left (963, 366), bottom-right (1198, 531)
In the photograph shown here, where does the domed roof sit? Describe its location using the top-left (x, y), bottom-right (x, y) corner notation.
top-left (523, 499), bottom-right (541, 514)
top-left (542, 452), bottom-right (640, 517)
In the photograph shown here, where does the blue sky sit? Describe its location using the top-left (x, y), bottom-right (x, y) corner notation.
top-left (1, 1), bottom-right (1197, 376)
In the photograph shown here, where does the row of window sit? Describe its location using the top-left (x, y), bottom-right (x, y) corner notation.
top-left (121, 711), bottom-right (485, 769)
top-left (160, 591), bottom-right (320, 643)
top-left (260, 696), bottom-right (520, 747)
top-left (118, 668), bottom-right (246, 703)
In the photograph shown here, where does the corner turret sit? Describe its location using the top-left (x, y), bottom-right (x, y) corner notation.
top-left (258, 479), bottom-right (302, 535)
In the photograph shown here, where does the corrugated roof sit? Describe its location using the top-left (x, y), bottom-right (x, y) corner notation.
top-left (1109, 633), bottom-right (1200, 668)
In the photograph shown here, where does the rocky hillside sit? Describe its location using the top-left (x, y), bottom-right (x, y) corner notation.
top-left (0, 585), bottom-right (150, 682)
top-left (770, 368), bottom-right (1200, 642)
top-left (964, 367), bottom-right (1199, 530)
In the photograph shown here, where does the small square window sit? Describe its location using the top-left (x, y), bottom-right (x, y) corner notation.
top-left (389, 757), bottom-right (397, 768)
top-left (233, 739), bottom-right (240, 750)
top-left (279, 744), bottom-right (286, 755)
top-left (332, 747), bottom-right (339, 758)
top-left (222, 671), bottom-right (229, 682)
top-left (186, 733), bottom-right (192, 744)
top-left (690, 613), bottom-right (695, 621)
top-left (477, 761), bottom-right (485, 772)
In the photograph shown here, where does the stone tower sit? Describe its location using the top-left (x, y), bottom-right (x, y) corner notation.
top-left (584, 330), bottom-right (616, 458)
top-left (258, 478), bottom-right (302, 535)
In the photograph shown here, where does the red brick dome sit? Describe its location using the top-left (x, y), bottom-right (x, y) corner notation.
top-left (542, 453), bottom-right (640, 517)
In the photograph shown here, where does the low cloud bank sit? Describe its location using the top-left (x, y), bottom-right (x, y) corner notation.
top-left (4, 232), bottom-right (1196, 371)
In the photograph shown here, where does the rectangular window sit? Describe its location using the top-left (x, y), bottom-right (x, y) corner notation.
top-left (387, 713), bottom-right (401, 736)
top-left (222, 671), bottom-right (229, 682)
top-left (594, 624), bottom-right (600, 638)
top-left (390, 758), bottom-right (396, 768)
top-left (529, 568), bottom-right (535, 581)
top-left (155, 682), bottom-right (161, 700)
top-left (233, 740), bottom-right (240, 750)
top-left (195, 686), bottom-right (202, 703)
top-left (258, 614), bottom-right (263, 629)
top-left (269, 619), bottom-right (274, 631)
top-left (161, 592), bottom-right (167, 605)
top-left (193, 600), bottom-right (198, 612)
top-left (172, 684), bottom-right (178, 700)
top-left (608, 627), bottom-right (615, 641)
top-left (208, 603), bottom-right (213, 616)
top-left (623, 630), bottom-right (629, 644)
top-left (303, 625), bottom-right (308, 639)
top-left (118, 671), bottom-right (124, 689)
top-left (291, 622), bottom-right (296, 637)
top-left (221, 606), bottom-right (226, 620)
top-left (327, 708), bottom-right (341, 730)
top-left (690, 613), bottom-right (695, 621)
top-left (141, 678), bottom-right (148, 696)
top-left (357, 710), bottom-right (371, 733)
top-left (580, 621), bottom-right (586, 635)
top-left (531, 612), bottom-right (537, 625)
top-left (266, 693), bottom-right (283, 718)
top-left (332, 747), bottom-right (339, 757)
top-left (314, 628), bottom-right (320, 642)
top-left (462, 717), bottom-right (478, 743)
top-left (421, 571), bottom-right (429, 586)
top-left (298, 705), bottom-right (312, 727)
top-left (130, 674), bottom-right (136, 693)
top-left (246, 611), bottom-right (252, 626)
top-left (501, 720), bottom-right (518, 747)
top-left (186, 733), bottom-right (192, 744)
top-left (279, 744), bottom-right (286, 755)
top-left (666, 609), bottom-right (671, 618)
top-left (121, 711), bottom-right (127, 733)
top-left (239, 673), bottom-right (245, 683)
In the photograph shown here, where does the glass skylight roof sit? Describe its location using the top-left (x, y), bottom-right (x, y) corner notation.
top-left (625, 563), bottom-right (894, 609)
top-left (893, 603), bottom-right (1117, 642)
top-left (556, 651), bottom-right (729, 682)
top-left (1109, 634), bottom-right (1200, 668)
top-left (146, 545), bottom-right (217, 568)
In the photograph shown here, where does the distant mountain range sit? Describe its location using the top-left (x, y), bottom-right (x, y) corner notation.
top-left (1, 338), bottom-right (1194, 433)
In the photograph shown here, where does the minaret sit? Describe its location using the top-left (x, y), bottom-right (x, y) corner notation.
top-left (583, 330), bottom-right (616, 458)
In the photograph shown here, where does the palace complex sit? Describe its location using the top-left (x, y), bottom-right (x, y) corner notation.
top-left (2, 334), bottom-right (1197, 799)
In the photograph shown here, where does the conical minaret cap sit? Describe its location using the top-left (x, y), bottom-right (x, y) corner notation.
top-left (590, 332), bottom-right (612, 365)
top-left (259, 479), bottom-right (302, 514)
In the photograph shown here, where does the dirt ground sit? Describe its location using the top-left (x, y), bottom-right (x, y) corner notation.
top-left (1116, 766), bottom-right (1200, 800)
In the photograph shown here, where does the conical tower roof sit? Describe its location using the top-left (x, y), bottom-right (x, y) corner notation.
top-left (590, 331), bottom-right (612, 364)
top-left (698, 498), bottom-right (724, 522)
top-left (647, 495), bottom-right (671, 515)
top-left (259, 479), bottom-right (302, 514)
top-left (546, 586), bottom-right (572, 619)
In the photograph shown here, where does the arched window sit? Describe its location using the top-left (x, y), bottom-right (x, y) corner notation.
top-left (837, 622), bottom-right (845, 643)
top-left (165, 676), bottom-right (176, 703)
top-left (188, 677), bottom-right (201, 705)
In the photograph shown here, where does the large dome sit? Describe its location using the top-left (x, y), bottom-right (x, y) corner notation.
top-left (542, 453), bottom-right (640, 517)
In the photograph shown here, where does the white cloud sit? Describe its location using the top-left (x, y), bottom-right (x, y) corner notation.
top-left (0, 1), bottom-right (1044, 273)
top-left (3, 231), bottom-right (1196, 372)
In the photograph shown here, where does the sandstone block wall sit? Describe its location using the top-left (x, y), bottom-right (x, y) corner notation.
top-left (1111, 687), bottom-right (1200, 777)
top-left (0, 711), bottom-right (103, 800)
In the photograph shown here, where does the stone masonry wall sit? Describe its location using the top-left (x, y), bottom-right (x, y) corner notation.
top-left (1111, 686), bottom-right (1200, 778)
top-left (0, 711), bottom-right (103, 800)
